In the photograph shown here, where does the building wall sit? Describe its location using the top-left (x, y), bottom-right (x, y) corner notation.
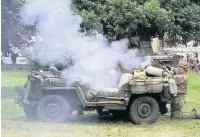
top-left (151, 37), bottom-right (162, 52)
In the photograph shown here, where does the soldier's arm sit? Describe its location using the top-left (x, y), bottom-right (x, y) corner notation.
top-left (174, 75), bottom-right (186, 85)
top-left (162, 66), bottom-right (177, 75)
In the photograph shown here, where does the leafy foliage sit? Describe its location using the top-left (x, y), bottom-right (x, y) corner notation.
top-left (160, 0), bottom-right (200, 45)
top-left (1, 0), bottom-right (36, 53)
top-left (74, 0), bottom-right (200, 45)
top-left (74, 0), bottom-right (171, 41)
top-left (2, 0), bottom-right (200, 50)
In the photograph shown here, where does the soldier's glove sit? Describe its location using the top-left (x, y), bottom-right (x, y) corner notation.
top-left (192, 109), bottom-right (200, 119)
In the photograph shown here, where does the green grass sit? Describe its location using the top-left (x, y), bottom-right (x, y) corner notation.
top-left (188, 72), bottom-right (200, 92)
top-left (186, 72), bottom-right (200, 110)
top-left (1, 70), bottom-right (30, 98)
top-left (1, 70), bottom-right (30, 87)
top-left (1, 98), bottom-right (200, 137)
top-left (1, 71), bottom-right (200, 137)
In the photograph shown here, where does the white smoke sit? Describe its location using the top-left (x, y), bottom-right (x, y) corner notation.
top-left (20, 0), bottom-right (150, 90)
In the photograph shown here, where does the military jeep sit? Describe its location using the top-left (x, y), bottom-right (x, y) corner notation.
top-left (15, 66), bottom-right (174, 124)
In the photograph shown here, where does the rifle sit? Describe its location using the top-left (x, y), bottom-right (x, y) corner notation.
top-left (153, 60), bottom-right (172, 71)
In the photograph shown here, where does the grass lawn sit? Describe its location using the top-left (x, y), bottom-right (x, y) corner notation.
top-left (1, 70), bottom-right (30, 98)
top-left (1, 71), bottom-right (30, 87)
top-left (1, 70), bottom-right (200, 137)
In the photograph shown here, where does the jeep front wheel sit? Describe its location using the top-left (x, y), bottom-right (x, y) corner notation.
top-left (36, 95), bottom-right (70, 123)
top-left (129, 96), bottom-right (159, 124)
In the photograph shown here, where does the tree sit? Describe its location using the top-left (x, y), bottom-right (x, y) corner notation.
top-left (160, 0), bottom-right (200, 46)
top-left (73, 0), bottom-right (200, 46)
top-left (74, 0), bottom-right (170, 41)
top-left (1, 0), bottom-right (36, 54)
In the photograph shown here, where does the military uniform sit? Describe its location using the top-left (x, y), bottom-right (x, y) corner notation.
top-left (188, 54), bottom-right (199, 72)
top-left (170, 61), bottom-right (198, 119)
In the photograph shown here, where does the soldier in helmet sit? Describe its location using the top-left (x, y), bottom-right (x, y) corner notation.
top-left (163, 61), bottom-right (200, 119)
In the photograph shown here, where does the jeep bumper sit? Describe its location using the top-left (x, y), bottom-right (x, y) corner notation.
top-left (14, 80), bottom-right (32, 106)
top-left (14, 88), bottom-right (25, 106)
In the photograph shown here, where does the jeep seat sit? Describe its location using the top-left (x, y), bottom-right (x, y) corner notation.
top-left (86, 73), bottom-right (133, 101)
top-left (89, 73), bottom-right (133, 93)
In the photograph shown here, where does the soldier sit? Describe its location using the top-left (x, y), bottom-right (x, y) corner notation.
top-left (188, 52), bottom-right (199, 72)
top-left (163, 61), bottom-right (200, 119)
top-left (193, 52), bottom-right (199, 73)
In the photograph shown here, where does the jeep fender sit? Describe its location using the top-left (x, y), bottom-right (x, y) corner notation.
top-left (41, 87), bottom-right (87, 107)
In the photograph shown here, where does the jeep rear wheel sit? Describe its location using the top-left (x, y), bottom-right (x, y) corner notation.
top-left (23, 104), bottom-right (36, 118)
top-left (36, 95), bottom-right (70, 123)
top-left (129, 96), bottom-right (159, 124)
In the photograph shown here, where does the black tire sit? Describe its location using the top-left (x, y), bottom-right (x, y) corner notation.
top-left (23, 104), bottom-right (36, 118)
top-left (129, 96), bottom-right (159, 124)
top-left (36, 94), bottom-right (70, 123)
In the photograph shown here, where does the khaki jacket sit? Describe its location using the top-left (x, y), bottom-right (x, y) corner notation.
top-left (174, 74), bottom-right (188, 94)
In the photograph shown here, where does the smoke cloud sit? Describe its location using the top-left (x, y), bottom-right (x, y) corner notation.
top-left (20, 0), bottom-right (150, 90)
